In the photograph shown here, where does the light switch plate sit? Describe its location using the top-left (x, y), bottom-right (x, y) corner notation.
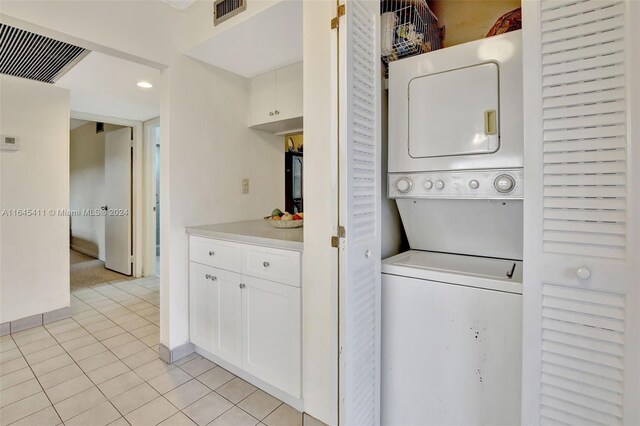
top-left (0, 135), bottom-right (19, 151)
top-left (242, 178), bottom-right (249, 194)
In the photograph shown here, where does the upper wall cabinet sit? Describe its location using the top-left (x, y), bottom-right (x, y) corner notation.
top-left (249, 62), bottom-right (303, 134)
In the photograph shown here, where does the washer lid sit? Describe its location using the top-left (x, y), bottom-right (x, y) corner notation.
top-left (382, 250), bottom-right (522, 294)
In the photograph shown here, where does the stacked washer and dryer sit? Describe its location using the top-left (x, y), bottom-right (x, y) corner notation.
top-left (383, 31), bottom-right (524, 425)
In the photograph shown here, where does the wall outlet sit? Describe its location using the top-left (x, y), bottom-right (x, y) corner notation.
top-left (242, 178), bottom-right (250, 194)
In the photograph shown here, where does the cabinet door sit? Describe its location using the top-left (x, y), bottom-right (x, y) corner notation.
top-left (211, 267), bottom-right (242, 367)
top-left (242, 276), bottom-right (301, 397)
top-left (189, 262), bottom-right (216, 354)
top-left (250, 71), bottom-right (276, 126)
top-left (275, 62), bottom-right (303, 121)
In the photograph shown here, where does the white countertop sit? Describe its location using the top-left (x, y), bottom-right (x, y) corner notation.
top-left (186, 220), bottom-right (303, 251)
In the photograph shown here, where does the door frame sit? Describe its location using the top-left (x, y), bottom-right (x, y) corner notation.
top-left (143, 117), bottom-right (160, 277)
top-left (70, 110), bottom-right (144, 277)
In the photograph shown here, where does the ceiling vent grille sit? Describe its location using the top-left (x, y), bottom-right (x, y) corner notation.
top-left (213, 0), bottom-right (246, 26)
top-left (0, 24), bottom-right (89, 83)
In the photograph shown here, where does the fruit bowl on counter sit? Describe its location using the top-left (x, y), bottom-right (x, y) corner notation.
top-left (264, 209), bottom-right (304, 229)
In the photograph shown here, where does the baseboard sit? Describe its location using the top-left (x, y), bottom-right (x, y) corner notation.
top-left (158, 341), bottom-right (195, 364)
top-left (1, 306), bottom-right (71, 336)
top-left (195, 346), bottom-right (304, 412)
top-left (70, 244), bottom-right (100, 260)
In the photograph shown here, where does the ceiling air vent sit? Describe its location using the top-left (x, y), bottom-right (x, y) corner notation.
top-left (0, 24), bottom-right (89, 83)
top-left (213, 0), bottom-right (246, 26)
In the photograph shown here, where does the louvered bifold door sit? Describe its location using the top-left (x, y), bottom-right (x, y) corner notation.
top-left (336, 0), bottom-right (381, 425)
top-left (522, 1), bottom-right (640, 425)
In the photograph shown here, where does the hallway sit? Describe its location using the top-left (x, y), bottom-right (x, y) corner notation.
top-left (70, 250), bottom-right (130, 289)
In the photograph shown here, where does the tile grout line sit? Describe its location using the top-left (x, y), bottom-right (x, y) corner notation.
top-left (66, 280), bottom-right (184, 425)
top-left (6, 277), bottom-right (301, 426)
top-left (6, 332), bottom-right (65, 425)
top-left (6, 279), bottom-right (159, 425)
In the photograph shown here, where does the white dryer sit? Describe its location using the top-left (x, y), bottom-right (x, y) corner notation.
top-left (388, 30), bottom-right (523, 173)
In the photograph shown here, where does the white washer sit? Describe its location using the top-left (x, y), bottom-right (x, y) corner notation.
top-left (382, 250), bottom-right (522, 426)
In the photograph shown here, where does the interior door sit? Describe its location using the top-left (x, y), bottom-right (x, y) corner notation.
top-left (522, 1), bottom-right (639, 424)
top-left (104, 127), bottom-right (132, 275)
top-left (337, 1), bottom-right (381, 424)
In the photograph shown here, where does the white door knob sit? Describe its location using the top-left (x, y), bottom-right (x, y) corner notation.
top-left (576, 267), bottom-right (591, 280)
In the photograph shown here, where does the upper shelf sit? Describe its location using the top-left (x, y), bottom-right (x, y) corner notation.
top-left (185, 0), bottom-right (302, 78)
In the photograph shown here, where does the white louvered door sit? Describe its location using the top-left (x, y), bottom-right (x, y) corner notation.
top-left (522, 1), bottom-right (640, 425)
top-left (337, 0), bottom-right (381, 425)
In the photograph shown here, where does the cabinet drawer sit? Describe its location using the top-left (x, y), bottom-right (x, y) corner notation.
top-left (242, 246), bottom-right (301, 287)
top-left (190, 236), bottom-right (242, 272)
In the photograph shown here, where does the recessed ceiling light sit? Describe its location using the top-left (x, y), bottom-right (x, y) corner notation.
top-left (137, 81), bottom-right (153, 88)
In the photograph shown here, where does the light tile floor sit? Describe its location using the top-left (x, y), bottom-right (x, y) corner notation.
top-left (0, 277), bottom-right (324, 426)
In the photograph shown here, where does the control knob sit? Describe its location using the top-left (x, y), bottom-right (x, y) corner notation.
top-left (494, 175), bottom-right (515, 193)
top-left (423, 180), bottom-right (433, 190)
top-left (469, 180), bottom-right (480, 189)
top-left (435, 180), bottom-right (445, 190)
top-left (396, 177), bottom-right (413, 194)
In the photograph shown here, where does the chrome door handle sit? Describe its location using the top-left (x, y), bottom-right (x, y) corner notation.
top-left (208, 251), bottom-right (215, 256)
top-left (239, 283), bottom-right (246, 289)
top-left (274, 110), bottom-right (280, 115)
top-left (263, 261), bottom-right (270, 268)
top-left (269, 111), bottom-right (274, 116)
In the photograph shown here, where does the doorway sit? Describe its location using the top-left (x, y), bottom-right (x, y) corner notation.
top-left (69, 120), bottom-right (134, 288)
top-left (144, 118), bottom-right (161, 277)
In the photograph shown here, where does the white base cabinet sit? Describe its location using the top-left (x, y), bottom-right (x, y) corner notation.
top-left (242, 275), bottom-right (301, 398)
top-left (188, 236), bottom-right (302, 399)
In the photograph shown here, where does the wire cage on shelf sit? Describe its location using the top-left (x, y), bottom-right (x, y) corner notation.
top-left (380, 0), bottom-right (442, 72)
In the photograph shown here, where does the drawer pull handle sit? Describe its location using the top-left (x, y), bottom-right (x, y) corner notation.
top-left (263, 261), bottom-right (270, 268)
top-left (205, 274), bottom-right (217, 282)
top-left (239, 283), bottom-right (246, 289)
top-left (208, 251), bottom-right (215, 256)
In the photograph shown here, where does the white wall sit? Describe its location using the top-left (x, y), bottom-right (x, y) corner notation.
top-left (177, 0), bottom-right (282, 52)
top-left (160, 55), bottom-right (284, 350)
top-left (301, 1), bottom-right (338, 423)
top-left (69, 122), bottom-right (123, 260)
top-left (380, 77), bottom-right (406, 258)
top-left (0, 1), bottom-right (177, 67)
top-left (0, 75), bottom-right (70, 323)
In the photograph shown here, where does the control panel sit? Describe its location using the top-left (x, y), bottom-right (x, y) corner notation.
top-left (388, 169), bottom-right (523, 199)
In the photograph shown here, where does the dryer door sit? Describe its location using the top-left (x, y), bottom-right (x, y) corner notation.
top-left (409, 62), bottom-right (499, 158)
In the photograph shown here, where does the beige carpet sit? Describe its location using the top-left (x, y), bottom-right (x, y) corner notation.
top-left (70, 249), bottom-right (130, 289)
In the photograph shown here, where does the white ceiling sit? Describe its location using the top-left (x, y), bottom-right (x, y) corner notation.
top-left (161, 0), bottom-right (197, 10)
top-left (186, 0), bottom-right (302, 78)
top-left (55, 52), bottom-right (161, 122)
